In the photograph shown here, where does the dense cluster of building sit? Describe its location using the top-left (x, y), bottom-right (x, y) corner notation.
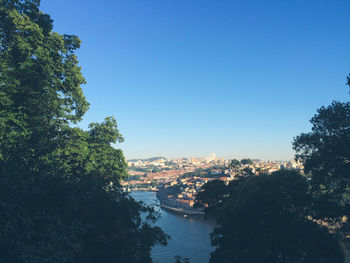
top-left (121, 154), bottom-right (304, 211)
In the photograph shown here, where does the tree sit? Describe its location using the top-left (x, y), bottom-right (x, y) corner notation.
top-left (196, 179), bottom-right (227, 211)
top-left (240, 158), bottom-right (253, 165)
top-left (242, 167), bottom-right (254, 176)
top-left (197, 170), bottom-right (344, 263)
top-left (0, 1), bottom-right (168, 262)
top-left (293, 100), bottom-right (350, 245)
top-left (0, 0), bottom-right (89, 173)
top-left (228, 159), bottom-right (240, 168)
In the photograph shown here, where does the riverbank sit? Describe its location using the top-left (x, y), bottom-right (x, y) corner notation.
top-left (130, 188), bottom-right (158, 191)
top-left (130, 190), bottom-right (206, 216)
top-left (161, 204), bottom-right (205, 216)
top-left (130, 188), bottom-right (205, 216)
top-left (156, 187), bottom-right (205, 216)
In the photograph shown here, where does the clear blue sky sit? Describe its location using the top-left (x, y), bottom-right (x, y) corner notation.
top-left (41, 0), bottom-right (350, 160)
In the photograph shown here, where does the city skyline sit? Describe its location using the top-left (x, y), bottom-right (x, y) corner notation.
top-left (125, 153), bottom-right (292, 162)
top-left (41, 0), bottom-right (350, 160)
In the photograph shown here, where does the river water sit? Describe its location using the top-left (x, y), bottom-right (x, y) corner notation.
top-left (130, 191), bottom-right (215, 263)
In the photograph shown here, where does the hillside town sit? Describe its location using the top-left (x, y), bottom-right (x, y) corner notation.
top-left (122, 154), bottom-right (304, 213)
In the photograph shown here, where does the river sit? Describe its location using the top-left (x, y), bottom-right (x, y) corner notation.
top-left (130, 191), bottom-right (215, 263)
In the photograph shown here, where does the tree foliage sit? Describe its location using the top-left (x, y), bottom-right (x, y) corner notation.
top-left (0, 1), bottom-right (168, 262)
top-left (293, 100), bottom-right (350, 245)
top-left (240, 158), bottom-right (253, 165)
top-left (228, 159), bottom-right (240, 168)
top-left (196, 179), bottom-right (226, 208)
top-left (197, 170), bottom-right (344, 263)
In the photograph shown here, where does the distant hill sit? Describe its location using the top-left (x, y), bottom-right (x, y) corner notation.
top-left (128, 157), bottom-right (166, 162)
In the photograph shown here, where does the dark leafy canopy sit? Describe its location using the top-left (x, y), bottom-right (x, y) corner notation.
top-left (240, 158), bottom-right (253, 165)
top-left (197, 170), bottom-right (344, 263)
top-left (196, 179), bottom-right (226, 208)
top-left (0, 0), bottom-right (89, 174)
top-left (0, 1), bottom-right (168, 263)
top-left (293, 100), bottom-right (350, 244)
top-left (228, 159), bottom-right (240, 168)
